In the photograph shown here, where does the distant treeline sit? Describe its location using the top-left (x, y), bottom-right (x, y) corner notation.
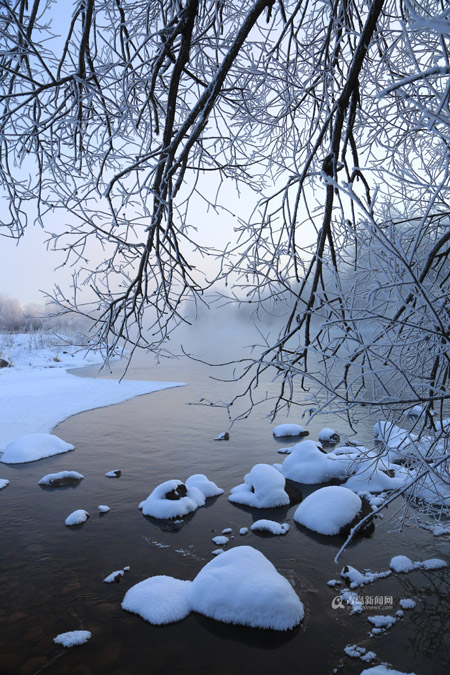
top-left (0, 295), bottom-right (90, 334)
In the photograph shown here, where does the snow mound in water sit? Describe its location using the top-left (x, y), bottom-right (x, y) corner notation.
top-left (190, 546), bottom-right (304, 630)
top-left (122, 576), bottom-right (192, 624)
top-left (1, 433), bottom-right (74, 464)
top-left (229, 463), bottom-right (290, 508)
top-left (294, 486), bottom-right (362, 535)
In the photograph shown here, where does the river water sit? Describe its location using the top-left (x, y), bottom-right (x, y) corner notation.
top-left (0, 322), bottom-right (449, 674)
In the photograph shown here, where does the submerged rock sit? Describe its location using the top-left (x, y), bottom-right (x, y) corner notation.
top-left (39, 471), bottom-right (84, 487)
top-left (273, 424), bottom-right (309, 438)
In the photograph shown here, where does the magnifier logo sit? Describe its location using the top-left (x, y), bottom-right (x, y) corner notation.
top-left (331, 595), bottom-right (345, 609)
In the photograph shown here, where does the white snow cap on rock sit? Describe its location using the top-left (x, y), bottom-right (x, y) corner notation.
top-left (122, 575), bottom-right (192, 624)
top-left (229, 463), bottom-right (290, 508)
top-left (342, 455), bottom-right (410, 493)
top-left (250, 519), bottom-right (289, 535)
top-left (294, 486), bottom-right (362, 535)
top-left (65, 509), bottom-right (89, 526)
top-left (279, 440), bottom-right (350, 484)
top-left (121, 546), bottom-right (304, 631)
top-left (53, 630), bottom-right (91, 647)
top-left (185, 473), bottom-right (224, 498)
top-left (390, 555), bottom-right (447, 573)
top-left (318, 427), bottom-right (339, 442)
top-left (361, 667), bottom-right (417, 675)
top-left (38, 471), bottom-right (84, 485)
top-left (190, 546), bottom-right (304, 630)
top-left (1, 433), bottom-right (74, 464)
top-left (139, 479), bottom-right (205, 519)
top-left (0, 478), bottom-right (9, 489)
top-left (273, 423), bottom-right (307, 438)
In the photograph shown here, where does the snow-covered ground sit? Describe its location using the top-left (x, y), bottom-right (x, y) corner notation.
top-left (0, 333), bottom-right (185, 453)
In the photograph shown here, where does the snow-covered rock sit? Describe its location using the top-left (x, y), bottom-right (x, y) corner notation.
top-left (361, 667), bottom-right (417, 675)
top-left (104, 570), bottom-right (124, 583)
top-left (367, 615), bottom-right (397, 629)
top-left (185, 473), bottom-right (224, 498)
top-left (342, 456), bottom-right (410, 493)
top-left (190, 546), bottom-right (304, 631)
top-left (318, 427), bottom-right (340, 443)
top-left (250, 520), bottom-right (289, 535)
top-left (279, 440), bottom-right (350, 484)
top-left (0, 478), bottom-right (9, 489)
top-left (65, 509), bottom-right (90, 526)
top-left (390, 555), bottom-right (417, 573)
top-left (212, 535), bottom-right (229, 545)
top-left (374, 421), bottom-right (416, 450)
top-left (122, 547), bottom-right (304, 631)
top-left (1, 433), bottom-right (74, 464)
top-left (122, 576), bottom-right (192, 624)
top-left (38, 470), bottom-right (84, 486)
top-left (344, 644), bottom-right (376, 662)
top-left (390, 555), bottom-right (447, 573)
top-left (139, 479), bottom-right (205, 519)
top-left (404, 405), bottom-right (425, 418)
top-left (340, 565), bottom-right (391, 588)
top-left (105, 469), bottom-right (121, 477)
top-left (294, 486), bottom-right (362, 535)
top-left (98, 505), bottom-right (110, 513)
top-left (53, 630), bottom-right (91, 647)
top-left (273, 423), bottom-right (308, 438)
top-left (435, 418), bottom-right (450, 433)
top-left (229, 463), bottom-right (290, 508)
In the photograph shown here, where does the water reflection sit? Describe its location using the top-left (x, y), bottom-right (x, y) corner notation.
top-left (0, 344), bottom-right (449, 674)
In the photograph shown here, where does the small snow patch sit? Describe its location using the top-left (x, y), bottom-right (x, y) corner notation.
top-left (0, 478), bottom-right (9, 489)
top-left (105, 469), bottom-right (121, 477)
top-left (98, 505), bottom-right (110, 513)
top-left (104, 570), bottom-right (124, 583)
top-left (251, 520), bottom-right (289, 535)
top-left (340, 565), bottom-right (391, 589)
top-left (212, 535), bottom-right (229, 545)
top-left (53, 630), bottom-right (91, 647)
top-left (390, 555), bottom-right (447, 572)
top-left (399, 598), bottom-right (416, 609)
top-left (344, 644), bottom-right (376, 662)
top-left (65, 509), bottom-right (89, 526)
top-left (361, 667), bottom-right (417, 675)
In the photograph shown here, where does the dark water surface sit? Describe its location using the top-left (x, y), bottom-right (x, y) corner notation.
top-left (1, 332), bottom-right (449, 675)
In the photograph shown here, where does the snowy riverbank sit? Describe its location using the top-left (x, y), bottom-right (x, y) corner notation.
top-left (0, 333), bottom-right (185, 452)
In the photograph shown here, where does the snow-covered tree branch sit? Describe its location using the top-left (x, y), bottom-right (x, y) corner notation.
top-left (1, 1), bottom-right (449, 439)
